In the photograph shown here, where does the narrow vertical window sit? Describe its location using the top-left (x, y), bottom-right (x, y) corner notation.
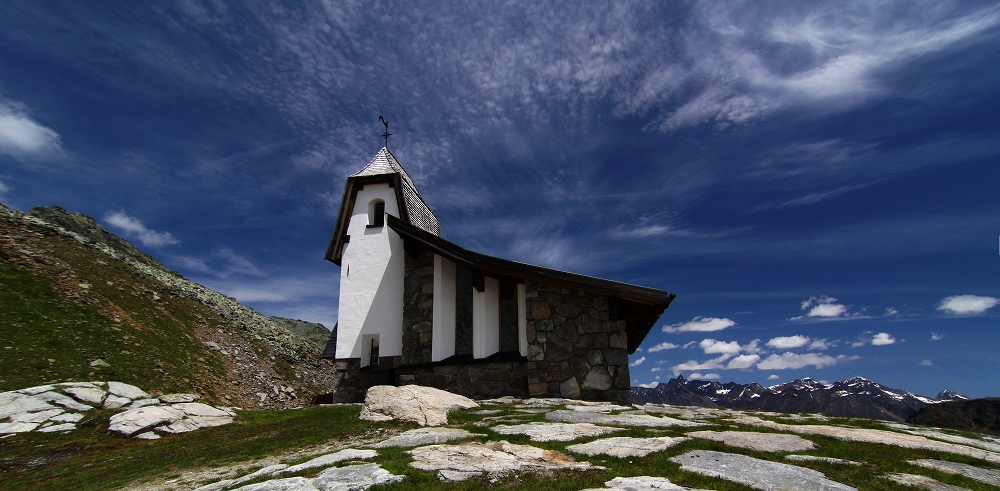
top-left (500, 281), bottom-right (518, 352)
top-left (368, 199), bottom-right (385, 227)
top-left (455, 265), bottom-right (473, 356)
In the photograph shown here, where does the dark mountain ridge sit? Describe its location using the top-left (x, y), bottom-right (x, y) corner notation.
top-left (632, 375), bottom-right (966, 421)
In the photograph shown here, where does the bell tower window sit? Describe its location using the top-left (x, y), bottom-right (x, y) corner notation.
top-left (368, 199), bottom-right (385, 227)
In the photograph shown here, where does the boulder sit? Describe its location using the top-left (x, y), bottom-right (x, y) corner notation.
top-left (109, 405), bottom-right (187, 436)
top-left (359, 385), bottom-right (478, 426)
top-left (63, 387), bottom-right (106, 405)
top-left (107, 381), bottom-right (150, 400)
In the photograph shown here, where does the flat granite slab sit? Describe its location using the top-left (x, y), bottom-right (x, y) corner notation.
top-left (580, 475), bottom-right (715, 490)
top-left (374, 428), bottom-right (477, 448)
top-left (491, 422), bottom-right (622, 442)
top-left (408, 440), bottom-right (603, 482)
top-left (546, 410), bottom-right (707, 428)
top-left (567, 436), bottom-right (689, 458)
top-left (670, 450), bottom-right (857, 491)
top-left (910, 459), bottom-right (1000, 486)
top-left (687, 430), bottom-right (815, 452)
top-left (884, 473), bottom-right (971, 491)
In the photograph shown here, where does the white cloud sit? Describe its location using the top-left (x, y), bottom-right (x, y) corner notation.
top-left (637, 382), bottom-right (660, 388)
top-left (871, 332), bottom-right (896, 346)
top-left (808, 339), bottom-right (835, 350)
top-left (726, 354), bottom-right (761, 369)
top-left (671, 354), bottom-right (731, 375)
top-left (700, 339), bottom-right (742, 355)
top-left (663, 316), bottom-right (736, 333)
top-left (650, 367), bottom-right (662, 373)
top-left (0, 100), bottom-right (61, 158)
top-left (766, 335), bottom-right (810, 349)
top-left (808, 303), bottom-right (847, 317)
top-left (630, 356), bottom-right (646, 367)
top-left (790, 296), bottom-right (860, 321)
top-left (103, 210), bottom-right (180, 247)
top-left (931, 332), bottom-right (945, 341)
top-left (920, 359), bottom-right (933, 366)
top-left (647, 341), bottom-right (680, 352)
top-left (937, 295), bottom-right (999, 315)
top-left (688, 373), bottom-right (721, 380)
top-left (756, 352), bottom-right (859, 370)
top-left (885, 307), bottom-right (898, 316)
top-left (767, 374), bottom-right (780, 380)
top-left (0, 178), bottom-right (10, 200)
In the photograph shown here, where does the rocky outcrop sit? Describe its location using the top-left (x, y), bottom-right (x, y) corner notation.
top-left (1, 381), bottom-right (235, 438)
top-left (358, 385), bottom-right (479, 426)
top-left (109, 403), bottom-right (235, 439)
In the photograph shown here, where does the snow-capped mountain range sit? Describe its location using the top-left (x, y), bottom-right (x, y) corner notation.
top-left (631, 376), bottom-right (968, 422)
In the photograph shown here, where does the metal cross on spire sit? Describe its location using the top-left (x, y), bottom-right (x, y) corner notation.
top-left (378, 115), bottom-right (392, 148)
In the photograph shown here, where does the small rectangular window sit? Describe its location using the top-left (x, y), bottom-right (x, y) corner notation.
top-left (373, 201), bottom-right (385, 227)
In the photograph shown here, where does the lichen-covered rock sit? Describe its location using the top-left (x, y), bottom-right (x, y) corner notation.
top-left (374, 428), bottom-right (477, 448)
top-left (408, 440), bottom-right (603, 481)
top-left (884, 473), bottom-right (971, 491)
top-left (687, 430), bottom-right (816, 452)
top-left (567, 436), bottom-right (688, 458)
top-left (546, 409), bottom-right (707, 428)
top-left (490, 422), bottom-right (622, 442)
top-left (670, 450), bottom-right (858, 491)
top-left (359, 385), bottom-right (478, 426)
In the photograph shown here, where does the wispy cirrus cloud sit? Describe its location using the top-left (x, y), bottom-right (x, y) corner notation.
top-left (0, 98), bottom-right (61, 160)
top-left (663, 316), bottom-right (736, 333)
top-left (102, 210), bottom-right (179, 247)
top-left (757, 352), bottom-right (859, 370)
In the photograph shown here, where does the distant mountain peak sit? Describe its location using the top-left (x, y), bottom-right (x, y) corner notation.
top-left (936, 390), bottom-right (969, 401)
top-left (633, 375), bottom-right (956, 422)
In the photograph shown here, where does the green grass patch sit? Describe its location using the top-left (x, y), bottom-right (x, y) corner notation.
top-left (0, 405), bottom-right (397, 491)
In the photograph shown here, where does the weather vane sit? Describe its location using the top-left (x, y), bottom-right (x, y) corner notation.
top-left (378, 115), bottom-right (392, 148)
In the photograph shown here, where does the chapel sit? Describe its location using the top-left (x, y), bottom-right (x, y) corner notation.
top-left (323, 147), bottom-right (675, 403)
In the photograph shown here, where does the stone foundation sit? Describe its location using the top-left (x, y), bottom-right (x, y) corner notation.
top-left (397, 359), bottom-right (529, 398)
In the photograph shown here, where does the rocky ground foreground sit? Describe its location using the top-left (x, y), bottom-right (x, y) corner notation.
top-left (8, 382), bottom-right (997, 491)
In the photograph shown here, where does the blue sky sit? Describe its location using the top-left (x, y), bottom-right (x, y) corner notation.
top-left (1, 1), bottom-right (997, 397)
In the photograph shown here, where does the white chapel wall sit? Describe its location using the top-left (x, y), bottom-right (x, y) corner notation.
top-left (335, 182), bottom-right (404, 362)
top-left (431, 254), bottom-right (457, 361)
top-left (473, 276), bottom-right (500, 359)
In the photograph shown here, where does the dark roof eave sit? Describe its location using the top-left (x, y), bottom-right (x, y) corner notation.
top-left (386, 214), bottom-right (675, 308)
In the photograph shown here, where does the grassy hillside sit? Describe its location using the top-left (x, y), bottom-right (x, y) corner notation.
top-left (0, 203), bottom-right (339, 407)
top-left (908, 398), bottom-right (1000, 436)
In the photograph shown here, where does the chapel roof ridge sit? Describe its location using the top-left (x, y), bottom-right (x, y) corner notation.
top-left (350, 147), bottom-right (441, 237)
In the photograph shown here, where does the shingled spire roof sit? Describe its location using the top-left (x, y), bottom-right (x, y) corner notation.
top-left (323, 147), bottom-right (441, 265)
top-left (352, 148), bottom-right (441, 236)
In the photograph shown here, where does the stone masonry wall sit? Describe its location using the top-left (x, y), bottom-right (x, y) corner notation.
top-left (524, 280), bottom-right (631, 404)
top-left (397, 361), bottom-right (529, 399)
top-left (401, 247), bottom-right (434, 365)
